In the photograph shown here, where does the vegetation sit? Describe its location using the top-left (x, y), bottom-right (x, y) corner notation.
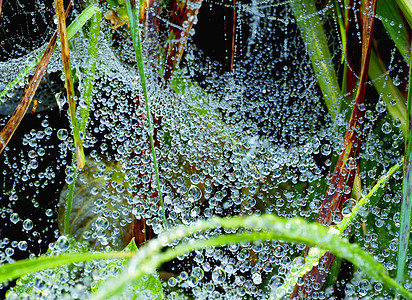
top-left (1, 0), bottom-right (412, 299)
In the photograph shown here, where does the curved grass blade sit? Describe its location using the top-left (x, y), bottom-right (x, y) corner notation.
top-left (397, 39), bottom-right (412, 286)
top-left (0, 251), bottom-right (134, 283)
top-left (0, 4), bottom-right (100, 104)
top-left (0, 32), bottom-right (59, 154)
top-left (55, 0), bottom-right (85, 169)
top-left (91, 214), bottom-right (412, 300)
top-left (126, 0), bottom-right (166, 225)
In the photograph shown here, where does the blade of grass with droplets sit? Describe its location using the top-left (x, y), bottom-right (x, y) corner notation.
top-left (396, 39), bottom-right (412, 285)
top-left (79, 9), bottom-right (102, 134)
top-left (55, 0), bottom-right (85, 169)
top-left (0, 251), bottom-right (134, 283)
top-left (0, 32), bottom-right (58, 154)
top-left (280, 160), bottom-right (402, 297)
top-left (377, 0), bottom-right (410, 59)
top-left (289, 0), bottom-right (342, 119)
top-left (0, 4), bottom-right (100, 104)
top-left (0, 3), bottom-right (73, 153)
top-left (369, 49), bottom-right (407, 134)
top-left (64, 166), bottom-right (77, 236)
top-left (91, 214), bottom-right (412, 300)
top-left (125, 0), bottom-right (166, 225)
top-left (396, 0), bottom-right (412, 28)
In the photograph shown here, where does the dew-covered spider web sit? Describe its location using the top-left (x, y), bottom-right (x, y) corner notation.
top-left (0, 0), bottom-right (411, 299)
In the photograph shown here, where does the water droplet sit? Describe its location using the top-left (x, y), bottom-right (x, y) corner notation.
top-left (57, 128), bottom-right (68, 141)
top-left (10, 213), bottom-right (19, 224)
top-left (22, 219), bottom-right (33, 231)
top-left (381, 122), bottom-right (392, 134)
top-left (56, 236), bottom-right (70, 252)
top-left (211, 267), bottom-right (226, 284)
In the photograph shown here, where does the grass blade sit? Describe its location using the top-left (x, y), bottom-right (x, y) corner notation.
top-left (0, 32), bottom-right (58, 154)
top-left (91, 214), bottom-right (412, 300)
top-left (126, 0), bottom-right (166, 226)
top-left (369, 49), bottom-right (407, 134)
top-left (396, 0), bottom-right (412, 28)
top-left (55, 0), bottom-right (85, 169)
top-left (0, 4), bottom-right (100, 104)
top-left (289, 0), bottom-right (342, 119)
top-left (0, 251), bottom-right (134, 283)
top-left (224, 0), bottom-right (236, 71)
top-left (396, 39), bottom-right (412, 285)
top-left (79, 9), bottom-right (102, 134)
top-left (377, 0), bottom-right (410, 59)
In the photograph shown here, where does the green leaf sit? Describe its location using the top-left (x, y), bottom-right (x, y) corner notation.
top-left (80, 9), bottom-right (102, 134)
top-left (396, 0), bottom-right (412, 29)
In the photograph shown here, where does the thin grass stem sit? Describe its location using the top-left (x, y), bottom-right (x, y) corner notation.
top-left (64, 166), bottom-right (77, 236)
top-left (396, 38), bottom-right (412, 285)
top-left (125, 0), bottom-right (166, 226)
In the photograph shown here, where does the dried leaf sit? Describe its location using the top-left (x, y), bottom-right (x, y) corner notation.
top-left (164, 0), bottom-right (203, 82)
top-left (55, 0), bottom-right (85, 169)
top-left (0, 32), bottom-right (58, 154)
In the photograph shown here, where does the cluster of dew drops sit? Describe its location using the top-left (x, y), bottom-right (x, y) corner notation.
top-left (1, 0), bottom-right (412, 298)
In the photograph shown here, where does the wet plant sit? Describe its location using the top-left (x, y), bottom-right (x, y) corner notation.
top-left (1, 0), bottom-right (412, 299)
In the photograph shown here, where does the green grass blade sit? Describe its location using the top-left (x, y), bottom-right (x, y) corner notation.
top-left (396, 0), bottom-right (412, 28)
top-left (92, 214), bottom-right (412, 300)
top-left (397, 39), bottom-right (412, 285)
top-left (64, 167), bottom-right (77, 235)
top-left (80, 9), bottom-right (102, 134)
top-left (125, 0), bottom-right (167, 226)
top-left (377, 0), bottom-right (410, 59)
top-left (0, 251), bottom-right (133, 283)
top-left (0, 4), bottom-right (100, 104)
top-left (289, 0), bottom-right (342, 119)
top-left (369, 49), bottom-right (407, 134)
